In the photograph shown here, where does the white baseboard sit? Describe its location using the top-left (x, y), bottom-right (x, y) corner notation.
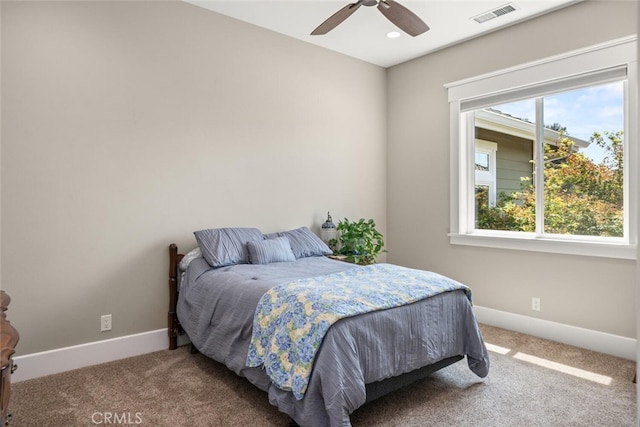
top-left (474, 305), bottom-right (637, 361)
top-left (12, 309), bottom-right (637, 382)
top-left (12, 329), bottom-right (170, 382)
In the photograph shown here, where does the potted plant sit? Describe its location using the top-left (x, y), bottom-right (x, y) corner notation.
top-left (330, 218), bottom-right (385, 265)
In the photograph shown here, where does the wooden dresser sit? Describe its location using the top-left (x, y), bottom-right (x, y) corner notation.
top-left (1, 291), bottom-right (19, 426)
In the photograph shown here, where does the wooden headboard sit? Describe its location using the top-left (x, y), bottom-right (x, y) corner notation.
top-left (168, 244), bottom-right (184, 350)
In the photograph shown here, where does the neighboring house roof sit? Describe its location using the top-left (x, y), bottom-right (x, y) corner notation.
top-left (475, 108), bottom-right (590, 149)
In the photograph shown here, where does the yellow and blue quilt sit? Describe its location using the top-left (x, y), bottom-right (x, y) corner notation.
top-left (246, 263), bottom-right (471, 399)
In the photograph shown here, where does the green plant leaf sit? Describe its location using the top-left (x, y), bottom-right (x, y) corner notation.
top-left (335, 217), bottom-right (385, 265)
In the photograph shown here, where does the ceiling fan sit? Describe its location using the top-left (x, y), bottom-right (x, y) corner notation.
top-left (311, 0), bottom-right (429, 37)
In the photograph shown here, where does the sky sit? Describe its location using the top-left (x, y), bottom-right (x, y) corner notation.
top-left (493, 81), bottom-right (624, 163)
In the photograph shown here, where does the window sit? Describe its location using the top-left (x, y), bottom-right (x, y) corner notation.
top-left (474, 140), bottom-right (497, 208)
top-left (445, 36), bottom-right (637, 259)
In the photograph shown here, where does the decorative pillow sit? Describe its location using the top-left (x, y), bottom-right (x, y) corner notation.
top-left (247, 237), bottom-right (296, 265)
top-left (178, 247), bottom-right (202, 272)
top-left (194, 227), bottom-right (264, 268)
top-left (265, 226), bottom-right (332, 259)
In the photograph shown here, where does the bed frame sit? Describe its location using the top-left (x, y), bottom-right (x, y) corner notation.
top-left (167, 243), bottom-right (463, 403)
top-left (168, 244), bottom-right (183, 350)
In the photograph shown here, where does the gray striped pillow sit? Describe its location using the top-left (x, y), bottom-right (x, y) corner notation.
top-left (247, 237), bottom-right (296, 265)
top-left (194, 227), bottom-right (264, 267)
top-left (265, 226), bottom-right (332, 259)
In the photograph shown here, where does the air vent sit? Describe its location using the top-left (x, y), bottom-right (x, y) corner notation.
top-left (473, 3), bottom-right (517, 24)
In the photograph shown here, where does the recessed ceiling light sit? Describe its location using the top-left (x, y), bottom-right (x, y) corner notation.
top-left (386, 31), bottom-right (401, 39)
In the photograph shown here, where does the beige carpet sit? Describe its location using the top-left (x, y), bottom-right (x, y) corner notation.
top-left (9, 324), bottom-right (636, 426)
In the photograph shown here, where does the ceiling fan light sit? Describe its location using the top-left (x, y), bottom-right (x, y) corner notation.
top-left (386, 31), bottom-right (401, 39)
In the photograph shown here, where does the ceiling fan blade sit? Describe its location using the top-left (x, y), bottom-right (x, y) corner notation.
top-left (377, 0), bottom-right (429, 37)
top-left (311, 2), bottom-right (362, 35)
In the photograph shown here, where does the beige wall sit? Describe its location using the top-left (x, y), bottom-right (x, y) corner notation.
top-left (387, 0), bottom-right (638, 339)
top-left (1, 1), bottom-right (387, 355)
top-left (2, 0), bottom-right (637, 357)
top-left (636, 2), bottom-right (640, 412)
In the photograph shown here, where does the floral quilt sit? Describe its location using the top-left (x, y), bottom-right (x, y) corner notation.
top-left (245, 263), bottom-right (472, 399)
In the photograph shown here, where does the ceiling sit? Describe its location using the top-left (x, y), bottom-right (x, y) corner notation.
top-left (185, 0), bottom-right (581, 68)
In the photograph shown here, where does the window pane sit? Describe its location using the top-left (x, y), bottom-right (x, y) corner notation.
top-left (473, 101), bottom-right (536, 232)
top-left (475, 185), bottom-right (489, 209)
top-left (475, 153), bottom-right (489, 170)
top-left (475, 185), bottom-right (492, 230)
top-left (542, 83), bottom-right (624, 237)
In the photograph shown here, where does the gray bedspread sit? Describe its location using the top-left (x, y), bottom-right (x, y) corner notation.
top-left (177, 256), bottom-right (489, 427)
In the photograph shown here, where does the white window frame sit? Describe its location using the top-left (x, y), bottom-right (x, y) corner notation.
top-left (445, 36), bottom-right (638, 260)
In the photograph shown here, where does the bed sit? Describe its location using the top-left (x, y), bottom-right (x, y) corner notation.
top-left (168, 227), bottom-right (489, 427)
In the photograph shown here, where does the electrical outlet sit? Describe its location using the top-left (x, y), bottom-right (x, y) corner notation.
top-left (531, 297), bottom-right (541, 312)
top-left (101, 314), bottom-right (112, 332)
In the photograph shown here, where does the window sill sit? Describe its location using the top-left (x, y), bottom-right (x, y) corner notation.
top-left (449, 233), bottom-right (636, 260)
